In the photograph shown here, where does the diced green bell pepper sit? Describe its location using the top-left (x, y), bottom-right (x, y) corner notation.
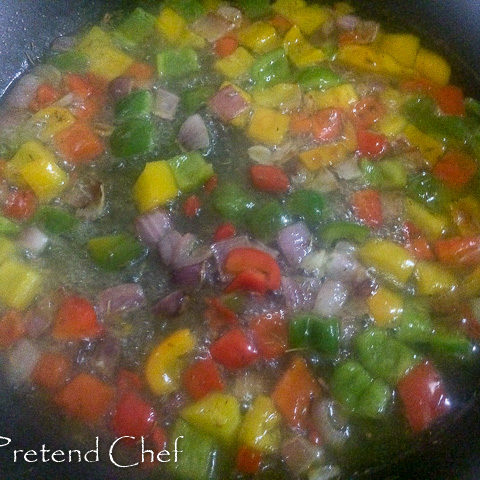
top-left (251, 49), bottom-right (291, 89)
top-left (403, 97), bottom-right (470, 143)
top-left (360, 158), bottom-right (407, 190)
top-left (321, 221), bottom-right (369, 246)
top-left (169, 419), bottom-right (229, 480)
top-left (466, 98), bottom-right (480, 119)
top-left (157, 48), bottom-right (200, 78)
top-left (182, 86), bottom-right (217, 114)
top-left (115, 7), bottom-right (156, 46)
top-left (166, 0), bottom-right (205, 21)
top-left (235, 0), bottom-right (271, 19)
top-left (0, 216), bottom-right (21, 236)
top-left (115, 90), bottom-right (153, 121)
top-left (289, 313), bottom-right (340, 356)
top-left (48, 51), bottom-right (89, 73)
top-left (297, 66), bottom-right (342, 92)
top-left (88, 234), bottom-right (146, 270)
top-left (167, 152), bottom-right (214, 193)
top-left (220, 293), bottom-right (246, 313)
top-left (286, 189), bottom-right (325, 229)
top-left (110, 118), bottom-right (156, 157)
top-left (406, 172), bottom-right (451, 213)
top-left (247, 200), bottom-right (290, 242)
top-left (331, 361), bottom-right (392, 419)
top-left (355, 328), bottom-right (420, 385)
top-left (212, 183), bottom-right (256, 223)
top-left (35, 206), bottom-right (78, 235)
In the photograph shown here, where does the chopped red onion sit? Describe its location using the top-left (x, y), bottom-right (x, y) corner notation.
top-left (135, 209), bottom-right (172, 246)
top-left (153, 88), bottom-right (180, 120)
top-left (191, 13), bottom-right (234, 42)
top-left (108, 76), bottom-right (133, 100)
top-left (326, 242), bottom-right (367, 283)
top-left (314, 280), bottom-right (348, 316)
top-left (172, 263), bottom-right (204, 288)
top-left (5, 74), bottom-right (42, 109)
top-left (85, 337), bottom-right (121, 380)
top-left (311, 399), bottom-right (350, 448)
top-left (278, 222), bottom-right (312, 267)
top-left (6, 339), bottom-right (40, 386)
top-left (178, 114), bottom-right (210, 151)
top-left (209, 85), bottom-right (249, 123)
top-left (158, 231), bottom-right (211, 269)
top-left (158, 230), bottom-right (184, 266)
top-left (282, 436), bottom-right (324, 475)
top-left (18, 226), bottom-right (49, 255)
top-left (51, 35), bottom-right (77, 52)
top-left (217, 5), bottom-right (243, 26)
top-left (333, 158), bottom-right (361, 180)
top-left (96, 283), bottom-right (146, 318)
top-left (281, 276), bottom-right (321, 311)
top-left (336, 14), bottom-right (360, 30)
top-left (153, 290), bottom-right (185, 317)
top-left (32, 64), bottom-right (62, 88)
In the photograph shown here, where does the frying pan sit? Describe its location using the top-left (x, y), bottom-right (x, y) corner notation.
top-left (1, 1), bottom-right (480, 478)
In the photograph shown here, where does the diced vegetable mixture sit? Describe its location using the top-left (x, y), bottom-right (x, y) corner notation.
top-left (1, 0), bottom-right (480, 478)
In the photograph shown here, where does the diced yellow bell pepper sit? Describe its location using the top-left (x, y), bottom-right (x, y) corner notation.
top-left (0, 258), bottom-right (42, 311)
top-left (78, 27), bottom-right (133, 81)
top-left (288, 6), bottom-right (331, 35)
top-left (180, 393), bottom-right (241, 445)
top-left (450, 196), bottom-right (480, 237)
top-left (20, 158), bottom-right (68, 203)
top-left (403, 124), bottom-right (445, 167)
top-left (283, 25), bottom-right (325, 68)
top-left (375, 114), bottom-right (407, 138)
top-left (379, 87), bottom-right (407, 111)
top-left (145, 329), bottom-right (196, 396)
top-left (238, 22), bottom-right (280, 54)
top-left (252, 83), bottom-right (302, 111)
top-left (414, 261), bottom-right (457, 296)
top-left (0, 237), bottom-right (15, 266)
top-left (368, 286), bottom-right (404, 326)
top-left (238, 395), bottom-right (281, 453)
top-left (305, 84), bottom-right (358, 111)
top-left (298, 143), bottom-right (349, 171)
top-left (6, 140), bottom-right (56, 186)
top-left (272, 0), bottom-right (307, 17)
top-left (359, 239), bottom-right (416, 285)
top-left (380, 34), bottom-right (420, 68)
top-left (247, 107), bottom-right (290, 145)
top-left (156, 7), bottom-right (205, 49)
top-left (338, 44), bottom-right (413, 78)
top-left (215, 47), bottom-right (255, 79)
top-left (33, 107), bottom-right (76, 141)
top-left (405, 199), bottom-right (449, 241)
top-left (462, 265), bottom-right (480, 297)
top-left (133, 161), bottom-right (179, 213)
top-left (415, 48), bottom-right (451, 87)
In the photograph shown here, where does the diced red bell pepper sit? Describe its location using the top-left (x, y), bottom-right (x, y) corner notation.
top-left (204, 174), bottom-right (218, 194)
top-left (0, 310), bottom-right (25, 349)
top-left (52, 295), bottom-right (103, 340)
top-left (183, 358), bottom-right (225, 400)
top-left (205, 297), bottom-right (239, 331)
top-left (117, 369), bottom-right (143, 394)
top-left (434, 236), bottom-right (480, 266)
top-left (434, 85), bottom-right (465, 116)
top-left (224, 248), bottom-right (281, 291)
top-left (272, 357), bottom-right (320, 430)
top-left (356, 129), bottom-right (389, 158)
top-left (111, 391), bottom-right (156, 438)
top-left (403, 222), bottom-right (434, 260)
top-left (55, 373), bottom-right (114, 424)
top-left (236, 445), bottom-right (262, 474)
top-left (397, 361), bottom-right (451, 432)
top-left (351, 96), bottom-right (385, 129)
top-left (351, 188), bottom-right (383, 229)
top-left (2, 189), bottom-right (37, 221)
top-left (250, 165), bottom-right (290, 194)
top-left (457, 306), bottom-right (480, 341)
top-left (65, 74), bottom-right (94, 98)
top-left (289, 112), bottom-right (313, 136)
top-left (183, 195), bottom-right (201, 218)
top-left (250, 311), bottom-right (288, 359)
top-left (210, 328), bottom-right (258, 370)
top-left (29, 84), bottom-right (61, 112)
top-left (311, 108), bottom-right (343, 142)
top-left (214, 222), bottom-right (236, 242)
top-left (225, 270), bottom-right (268, 295)
top-left (400, 78), bottom-right (437, 95)
top-left (32, 352), bottom-right (71, 390)
top-left (432, 151), bottom-right (477, 189)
